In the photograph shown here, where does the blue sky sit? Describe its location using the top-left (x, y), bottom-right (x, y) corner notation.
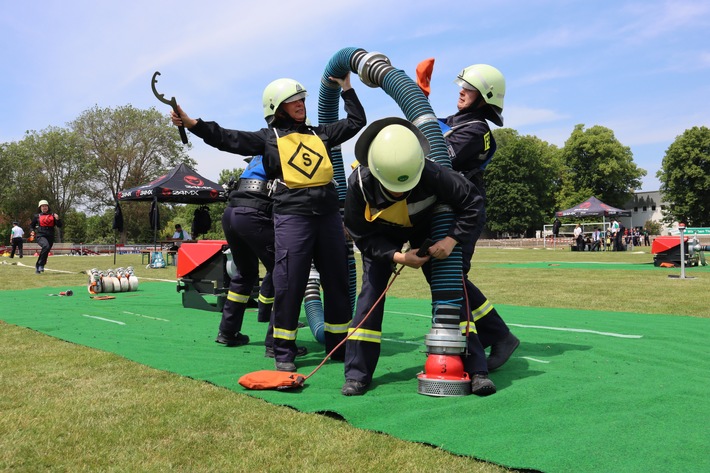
top-left (2, 0), bottom-right (709, 192)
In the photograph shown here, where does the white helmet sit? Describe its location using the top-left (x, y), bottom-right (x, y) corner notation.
top-left (454, 64), bottom-right (505, 126)
top-left (354, 117), bottom-right (429, 193)
top-left (262, 78), bottom-right (307, 124)
top-left (38, 199), bottom-right (49, 207)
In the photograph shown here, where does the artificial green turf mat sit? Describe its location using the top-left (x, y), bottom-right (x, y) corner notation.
top-left (2, 282), bottom-right (709, 473)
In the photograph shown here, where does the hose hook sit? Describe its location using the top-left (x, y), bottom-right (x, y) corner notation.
top-left (151, 71), bottom-right (188, 144)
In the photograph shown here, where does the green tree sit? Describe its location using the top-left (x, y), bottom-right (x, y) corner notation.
top-left (643, 219), bottom-right (663, 236)
top-left (84, 212), bottom-right (114, 244)
top-left (657, 126), bottom-right (710, 227)
top-left (485, 129), bottom-right (561, 236)
top-left (219, 167), bottom-right (244, 184)
top-left (0, 140), bottom-right (43, 226)
top-left (24, 127), bottom-right (91, 241)
top-left (559, 124), bottom-right (645, 209)
top-left (62, 210), bottom-right (88, 243)
top-left (71, 105), bottom-right (194, 242)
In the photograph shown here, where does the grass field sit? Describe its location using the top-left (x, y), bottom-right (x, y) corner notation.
top-left (1, 246), bottom-right (708, 472)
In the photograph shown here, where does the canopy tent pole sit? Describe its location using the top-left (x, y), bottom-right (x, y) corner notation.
top-left (112, 199), bottom-right (124, 265)
top-left (151, 196), bottom-right (159, 251)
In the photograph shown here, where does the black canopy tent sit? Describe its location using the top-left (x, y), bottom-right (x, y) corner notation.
top-left (555, 196), bottom-right (633, 249)
top-left (555, 196), bottom-right (631, 219)
top-left (117, 163), bottom-right (226, 247)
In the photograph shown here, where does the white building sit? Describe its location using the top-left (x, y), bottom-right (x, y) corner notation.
top-left (621, 191), bottom-right (672, 235)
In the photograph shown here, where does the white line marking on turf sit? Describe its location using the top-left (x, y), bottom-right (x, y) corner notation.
top-left (82, 314), bottom-right (125, 325)
top-left (15, 262), bottom-right (75, 273)
top-left (122, 311), bottom-right (169, 322)
top-left (521, 357), bottom-right (550, 364)
top-left (508, 323), bottom-right (642, 339)
top-left (386, 310), bottom-right (429, 318)
top-left (387, 311), bottom-right (643, 338)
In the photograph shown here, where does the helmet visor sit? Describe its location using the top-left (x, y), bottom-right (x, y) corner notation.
top-left (454, 77), bottom-right (478, 91)
top-left (283, 91), bottom-right (307, 104)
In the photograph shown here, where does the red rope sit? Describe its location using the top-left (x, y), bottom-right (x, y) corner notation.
top-left (303, 264), bottom-right (405, 380)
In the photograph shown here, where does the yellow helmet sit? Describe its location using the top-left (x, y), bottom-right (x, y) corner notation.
top-left (355, 117), bottom-right (429, 193)
top-left (38, 199), bottom-right (49, 207)
top-left (262, 78), bottom-right (307, 124)
top-left (455, 64), bottom-right (505, 126)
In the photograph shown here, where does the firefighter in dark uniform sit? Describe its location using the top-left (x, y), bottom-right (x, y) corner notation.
top-left (171, 72), bottom-right (365, 372)
top-left (217, 155), bottom-right (308, 358)
top-left (30, 199), bottom-right (62, 274)
top-left (341, 117), bottom-right (496, 396)
top-left (217, 156), bottom-right (270, 343)
top-left (440, 64), bottom-right (519, 370)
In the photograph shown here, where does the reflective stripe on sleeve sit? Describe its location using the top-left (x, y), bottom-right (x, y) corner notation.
top-left (258, 294), bottom-right (274, 305)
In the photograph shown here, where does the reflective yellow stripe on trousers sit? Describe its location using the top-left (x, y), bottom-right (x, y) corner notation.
top-left (273, 327), bottom-right (298, 341)
top-left (325, 322), bottom-right (350, 335)
top-left (347, 327), bottom-right (381, 344)
top-left (227, 291), bottom-right (250, 304)
top-left (471, 299), bottom-right (493, 322)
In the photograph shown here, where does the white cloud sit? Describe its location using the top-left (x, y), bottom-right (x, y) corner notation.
top-left (506, 106), bottom-right (568, 128)
top-left (618, 0), bottom-right (710, 42)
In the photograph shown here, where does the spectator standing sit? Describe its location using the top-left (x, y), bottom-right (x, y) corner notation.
top-left (573, 223), bottom-right (584, 251)
top-left (552, 217), bottom-right (561, 239)
top-left (591, 228), bottom-right (601, 251)
top-left (10, 221), bottom-right (24, 258)
top-left (610, 219), bottom-right (620, 251)
top-left (615, 222), bottom-right (626, 251)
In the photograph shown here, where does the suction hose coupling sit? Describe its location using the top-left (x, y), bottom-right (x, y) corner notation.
top-left (425, 304), bottom-right (466, 355)
top-left (355, 51), bottom-right (394, 88)
top-left (425, 329), bottom-right (467, 355)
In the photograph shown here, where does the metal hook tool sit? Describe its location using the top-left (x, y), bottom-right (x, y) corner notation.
top-left (151, 71), bottom-right (188, 144)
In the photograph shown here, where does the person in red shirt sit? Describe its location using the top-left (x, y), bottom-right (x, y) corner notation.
top-left (30, 199), bottom-right (62, 274)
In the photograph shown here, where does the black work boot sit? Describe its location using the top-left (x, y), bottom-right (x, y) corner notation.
top-left (265, 346), bottom-right (308, 358)
top-left (471, 374), bottom-right (496, 396)
top-left (341, 379), bottom-right (369, 396)
top-left (215, 332), bottom-right (250, 347)
top-left (275, 361), bottom-right (297, 372)
top-left (487, 332), bottom-right (520, 371)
